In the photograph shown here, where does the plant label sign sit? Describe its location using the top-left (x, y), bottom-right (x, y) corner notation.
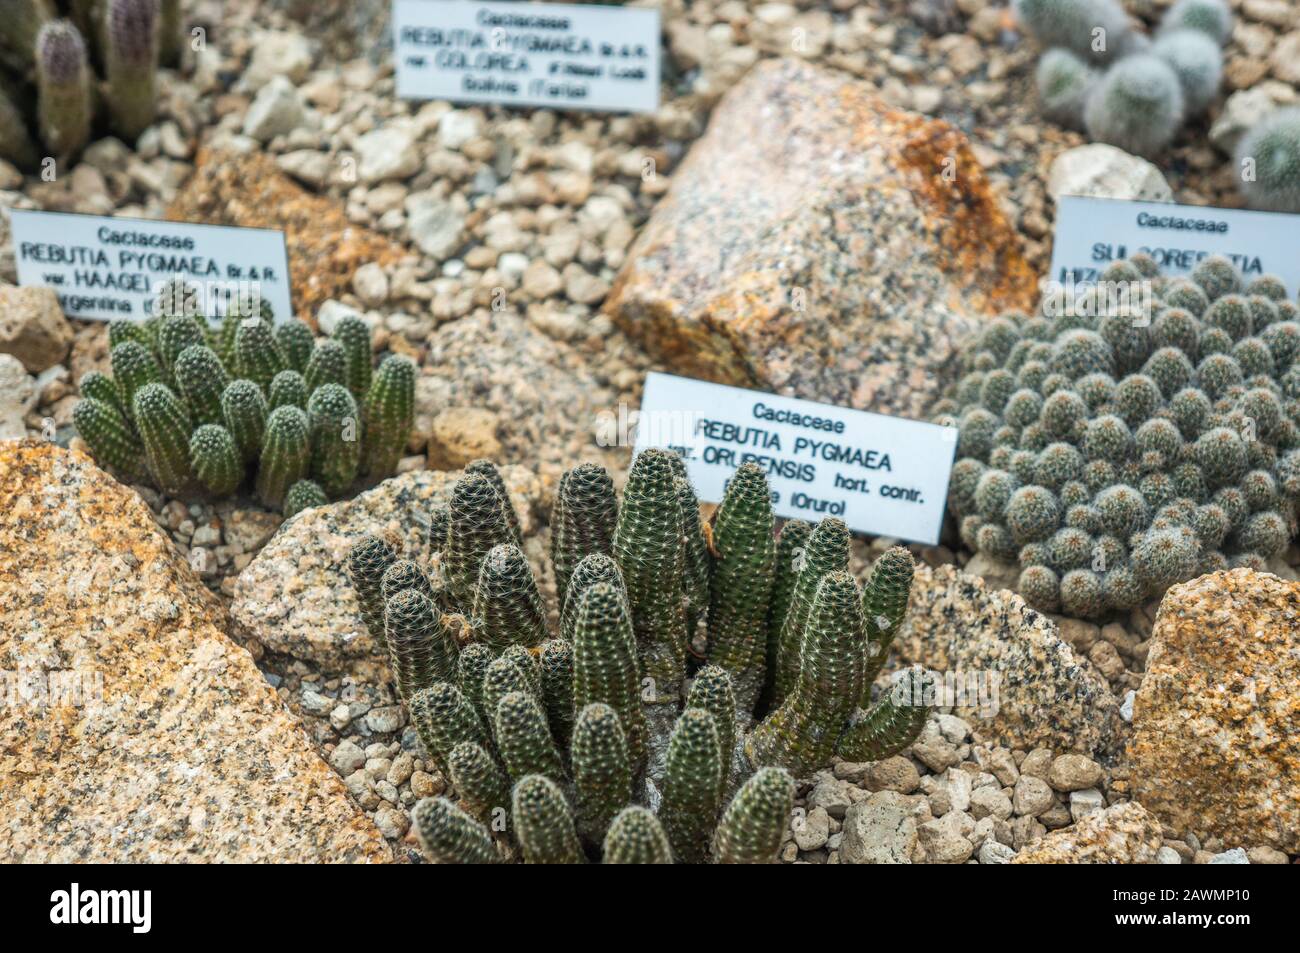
top-left (8, 209), bottom-right (292, 322)
top-left (392, 0), bottom-right (660, 113)
top-left (1050, 195), bottom-right (1300, 295)
top-left (632, 372), bottom-right (958, 545)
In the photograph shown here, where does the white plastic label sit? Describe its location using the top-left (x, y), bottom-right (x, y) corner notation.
top-left (632, 373), bottom-right (958, 545)
top-left (1050, 196), bottom-right (1300, 295)
top-left (393, 0), bottom-right (660, 113)
top-left (8, 209), bottom-right (293, 322)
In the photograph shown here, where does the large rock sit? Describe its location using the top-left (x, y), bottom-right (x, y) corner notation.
top-left (1128, 569), bottom-right (1300, 854)
top-left (0, 285), bottom-right (73, 372)
top-left (604, 57), bottom-right (1035, 418)
top-left (840, 790), bottom-right (922, 864)
top-left (0, 442), bottom-right (391, 862)
top-left (1047, 144), bottom-right (1173, 204)
top-left (231, 467), bottom-right (543, 669)
top-left (894, 565), bottom-right (1121, 756)
top-left (0, 353), bottom-right (36, 439)
top-left (1011, 802), bottom-right (1163, 864)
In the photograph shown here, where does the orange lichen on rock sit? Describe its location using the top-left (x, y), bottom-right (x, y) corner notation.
top-left (167, 149), bottom-right (407, 322)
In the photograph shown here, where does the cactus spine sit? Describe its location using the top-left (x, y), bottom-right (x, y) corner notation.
top-left (511, 775), bottom-right (584, 865)
top-left (571, 702), bottom-right (633, 849)
top-left (412, 797), bottom-right (500, 864)
top-left (551, 462), bottom-right (619, 611)
top-left (714, 767), bottom-right (795, 864)
top-left (361, 354), bottom-right (415, 477)
top-left (660, 708), bottom-right (723, 864)
top-left (189, 424), bottom-right (241, 497)
top-left (602, 806), bottom-right (673, 864)
top-left (306, 383), bottom-right (361, 496)
top-left (255, 405), bottom-right (310, 508)
top-left (35, 20), bottom-right (91, 161)
top-left (133, 382), bottom-right (194, 496)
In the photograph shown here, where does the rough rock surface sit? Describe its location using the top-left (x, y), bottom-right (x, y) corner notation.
top-left (894, 565), bottom-right (1121, 756)
top-left (1011, 802), bottom-right (1163, 864)
top-left (231, 466), bottom-right (543, 669)
top-left (604, 57), bottom-right (1035, 419)
top-left (0, 354), bottom-right (36, 439)
top-left (0, 442), bottom-right (391, 863)
top-left (0, 286), bottom-right (72, 372)
top-left (1128, 570), bottom-right (1300, 854)
top-left (1046, 144), bottom-right (1174, 204)
top-left (167, 149), bottom-right (407, 321)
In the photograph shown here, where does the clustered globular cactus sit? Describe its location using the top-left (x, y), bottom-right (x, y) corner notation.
top-left (1020, 0), bottom-right (1227, 157)
top-left (347, 452), bottom-right (934, 863)
top-left (935, 254), bottom-right (1300, 620)
top-left (1235, 108), bottom-right (1300, 214)
top-left (0, 0), bottom-right (182, 167)
top-left (73, 285), bottom-right (415, 514)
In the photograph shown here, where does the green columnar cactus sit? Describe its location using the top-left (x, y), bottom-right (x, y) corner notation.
top-left (1235, 108), bottom-right (1300, 214)
top-left (428, 503), bottom-right (450, 551)
top-left (409, 681), bottom-right (486, 770)
top-left (571, 581), bottom-right (646, 774)
top-left (473, 544), bottom-right (547, 652)
top-left (771, 517), bottom-right (849, 708)
top-left (268, 369), bottom-right (308, 410)
top-left (172, 345), bottom-right (229, 428)
top-left (361, 354), bottom-right (415, 477)
top-left (713, 767), bottom-right (795, 865)
top-left (456, 642), bottom-right (495, 728)
top-left (837, 668), bottom-right (935, 763)
top-left (275, 318), bottom-right (315, 373)
top-left (103, 0), bottom-right (159, 143)
top-left (481, 657), bottom-right (538, 746)
top-left (35, 20), bottom-right (91, 161)
top-left (551, 463), bottom-right (619, 607)
top-left (333, 313), bottom-right (373, 399)
top-left (559, 553), bottom-right (623, 643)
top-left (0, 1), bottom-right (53, 73)
top-left (511, 775), bottom-right (584, 865)
top-left (705, 463), bottom-right (775, 714)
top-left (306, 383), bottom-right (361, 496)
top-left (133, 382), bottom-right (194, 496)
top-left (72, 397), bottom-right (144, 480)
top-left (381, 559), bottom-right (437, 607)
top-left (686, 665), bottom-right (737, 804)
top-left (412, 797), bottom-right (500, 865)
top-left (539, 639), bottom-right (575, 751)
top-left (613, 448), bottom-right (687, 712)
top-left (443, 473), bottom-right (515, 608)
top-left (283, 479), bottom-right (328, 518)
top-left (157, 315), bottom-right (206, 378)
top-left (660, 708), bottom-right (723, 865)
top-left (78, 371), bottom-right (122, 412)
top-left (500, 643), bottom-right (543, 699)
top-left (189, 424), bottom-right (241, 497)
top-left (764, 519), bottom-right (810, 706)
top-left (465, 459), bottom-right (522, 546)
top-left (255, 405), bottom-right (310, 508)
top-left (235, 317), bottom-right (288, 392)
top-left (602, 806), bottom-right (673, 864)
top-left (447, 741), bottom-right (510, 827)
top-left (860, 547), bottom-right (915, 692)
top-left (747, 571), bottom-right (865, 777)
top-left (347, 534), bottom-right (398, 646)
top-left (158, 0), bottom-right (182, 66)
top-left (667, 453), bottom-right (711, 638)
top-left (111, 340), bottom-right (162, 421)
top-left (571, 702), bottom-right (633, 849)
top-left (220, 379), bottom-right (268, 464)
top-left (385, 590), bottom-right (457, 701)
top-left (491, 686), bottom-right (564, 785)
top-left (303, 339), bottom-right (348, 393)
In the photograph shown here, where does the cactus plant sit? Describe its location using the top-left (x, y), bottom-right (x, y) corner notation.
top-left (282, 479), bottom-right (328, 519)
top-left (1083, 54), bottom-right (1185, 160)
top-left (938, 254), bottom-right (1300, 620)
top-left (0, 0), bottom-right (184, 165)
top-left (75, 286), bottom-right (415, 513)
top-left (1235, 108), bottom-right (1300, 214)
top-left (1020, 0), bottom-right (1224, 152)
top-left (348, 452), bottom-right (934, 863)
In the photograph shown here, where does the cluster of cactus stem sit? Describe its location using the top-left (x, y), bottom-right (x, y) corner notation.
top-left (73, 283), bottom-right (415, 514)
top-left (0, 0), bottom-right (183, 168)
top-left (347, 451), bottom-right (934, 864)
top-left (935, 254), bottom-right (1300, 620)
top-left (1019, 0), bottom-right (1228, 158)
